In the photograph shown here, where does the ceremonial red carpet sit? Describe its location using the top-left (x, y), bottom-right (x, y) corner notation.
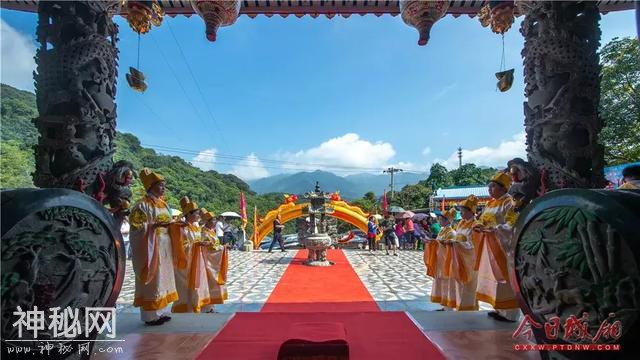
top-left (261, 249), bottom-right (379, 312)
top-left (197, 250), bottom-right (445, 360)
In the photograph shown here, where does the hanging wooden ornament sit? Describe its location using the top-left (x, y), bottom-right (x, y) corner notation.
top-left (126, 34), bottom-right (148, 92)
top-left (478, 4), bottom-right (491, 27)
top-left (124, 1), bottom-right (165, 34)
top-left (496, 69), bottom-right (514, 92)
top-left (495, 34), bottom-right (514, 92)
top-left (489, 1), bottom-right (515, 35)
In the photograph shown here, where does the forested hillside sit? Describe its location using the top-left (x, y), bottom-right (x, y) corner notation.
top-left (0, 84), bottom-right (283, 231)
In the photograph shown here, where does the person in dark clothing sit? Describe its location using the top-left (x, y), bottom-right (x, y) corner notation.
top-left (268, 214), bottom-right (286, 252)
top-left (367, 216), bottom-right (378, 252)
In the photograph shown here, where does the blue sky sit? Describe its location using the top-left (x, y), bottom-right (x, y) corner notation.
top-left (1, 7), bottom-right (637, 181)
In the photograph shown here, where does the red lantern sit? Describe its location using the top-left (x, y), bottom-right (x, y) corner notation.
top-left (400, 0), bottom-right (449, 46)
top-left (192, 0), bottom-right (241, 42)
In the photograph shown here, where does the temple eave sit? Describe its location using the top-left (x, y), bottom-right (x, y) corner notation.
top-left (1, 1), bottom-right (634, 17)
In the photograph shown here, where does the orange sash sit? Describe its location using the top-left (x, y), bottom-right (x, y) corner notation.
top-left (168, 223), bottom-right (188, 270)
top-left (443, 243), bottom-right (471, 285)
top-left (473, 231), bottom-right (509, 282)
top-left (188, 244), bottom-right (210, 290)
top-left (217, 247), bottom-right (229, 285)
top-left (425, 240), bottom-right (439, 278)
top-left (140, 226), bottom-right (159, 285)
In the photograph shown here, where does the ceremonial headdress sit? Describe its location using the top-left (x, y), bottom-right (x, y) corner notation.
top-left (490, 171), bottom-right (512, 190)
top-left (459, 195), bottom-right (479, 213)
top-left (139, 168), bottom-right (164, 191)
top-left (440, 207), bottom-right (457, 222)
top-left (180, 196), bottom-right (199, 215)
top-left (201, 208), bottom-right (214, 221)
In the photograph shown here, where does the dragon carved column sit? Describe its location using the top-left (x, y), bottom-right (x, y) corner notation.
top-left (519, 1), bottom-right (606, 190)
top-left (34, 0), bottom-right (134, 219)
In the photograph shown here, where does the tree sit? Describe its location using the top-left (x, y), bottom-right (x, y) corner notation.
top-left (363, 191), bottom-right (377, 203)
top-left (449, 163), bottom-right (496, 186)
top-left (395, 184), bottom-right (431, 210)
top-left (598, 37), bottom-right (640, 165)
top-left (423, 163), bottom-right (453, 190)
top-left (0, 141), bottom-right (35, 189)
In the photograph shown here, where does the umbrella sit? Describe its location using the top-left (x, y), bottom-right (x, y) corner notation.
top-left (401, 211), bottom-right (415, 219)
top-left (388, 206), bottom-right (405, 214)
top-left (373, 214), bottom-right (384, 220)
top-left (413, 213), bottom-right (429, 222)
top-left (220, 211), bottom-right (242, 218)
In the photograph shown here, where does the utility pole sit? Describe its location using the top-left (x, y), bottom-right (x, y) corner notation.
top-left (383, 167), bottom-right (403, 203)
top-left (457, 147), bottom-right (463, 168)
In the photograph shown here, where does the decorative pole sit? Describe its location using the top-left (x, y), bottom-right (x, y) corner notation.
top-left (519, 1), bottom-right (605, 190)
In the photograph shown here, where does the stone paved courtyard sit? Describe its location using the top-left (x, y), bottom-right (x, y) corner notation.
top-left (117, 249), bottom-right (492, 313)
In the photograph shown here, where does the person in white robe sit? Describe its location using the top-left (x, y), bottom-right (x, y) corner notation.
top-left (442, 195), bottom-right (481, 311)
top-left (427, 208), bottom-right (457, 309)
top-left (474, 172), bottom-right (520, 322)
top-left (129, 168), bottom-right (183, 325)
top-left (201, 209), bottom-right (229, 309)
top-left (171, 197), bottom-right (216, 313)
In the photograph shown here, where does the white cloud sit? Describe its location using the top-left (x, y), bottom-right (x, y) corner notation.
top-left (421, 146), bottom-right (431, 156)
top-left (438, 132), bottom-right (527, 170)
top-left (192, 148), bottom-right (217, 171)
top-left (232, 153), bottom-right (269, 181)
top-left (278, 133), bottom-right (396, 173)
top-left (1, 19), bottom-right (36, 91)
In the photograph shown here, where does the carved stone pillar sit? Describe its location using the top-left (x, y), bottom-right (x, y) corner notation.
top-left (33, 1), bottom-right (120, 197)
top-left (520, 1), bottom-right (606, 190)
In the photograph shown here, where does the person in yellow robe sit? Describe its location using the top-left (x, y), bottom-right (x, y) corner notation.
top-left (442, 195), bottom-right (481, 311)
top-left (201, 209), bottom-right (229, 308)
top-left (427, 208), bottom-right (457, 309)
top-left (473, 172), bottom-right (520, 322)
top-left (172, 197), bottom-right (216, 313)
top-left (129, 168), bottom-right (182, 325)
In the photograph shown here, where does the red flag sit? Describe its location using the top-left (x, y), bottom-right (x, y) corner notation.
top-left (240, 192), bottom-right (247, 229)
top-left (382, 189), bottom-right (388, 217)
top-left (441, 194), bottom-right (446, 212)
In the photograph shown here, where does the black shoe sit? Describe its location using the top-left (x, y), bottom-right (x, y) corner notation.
top-left (145, 318), bottom-right (165, 326)
top-left (488, 311), bottom-right (516, 322)
top-left (393, 253), bottom-right (398, 256)
top-left (160, 315), bottom-right (172, 323)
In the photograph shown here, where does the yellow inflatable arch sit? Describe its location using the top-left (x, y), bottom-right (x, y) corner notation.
top-left (254, 200), bottom-right (382, 248)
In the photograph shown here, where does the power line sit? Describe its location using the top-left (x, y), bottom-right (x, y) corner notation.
top-left (139, 142), bottom-right (427, 175)
top-left (143, 142), bottom-right (423, 173)
top-left (149, 31), bottom-right (209, 130)
top-left (165, 20), bottom-right (228, 151)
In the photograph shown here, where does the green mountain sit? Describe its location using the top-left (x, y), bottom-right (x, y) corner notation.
top-left (0, 83), bottom-right (283, 232)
